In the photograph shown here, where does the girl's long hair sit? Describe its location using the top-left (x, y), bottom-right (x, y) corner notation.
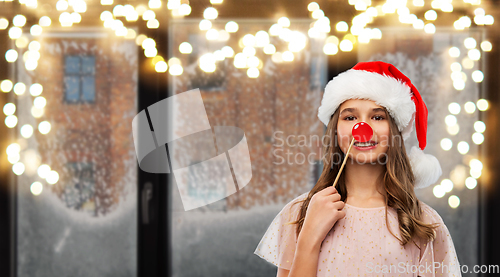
top-left (286, 106), bottom-right (440, 248)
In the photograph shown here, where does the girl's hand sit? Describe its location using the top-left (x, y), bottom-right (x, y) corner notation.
top-left (300, 186), bottom-right (346, 245)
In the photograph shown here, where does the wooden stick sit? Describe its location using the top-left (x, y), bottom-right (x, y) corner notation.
top-left (332, 137), bottom-right (355, 189)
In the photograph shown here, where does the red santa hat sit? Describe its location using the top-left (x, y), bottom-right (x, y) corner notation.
top-left (317, 61), bottom-right (442, 189)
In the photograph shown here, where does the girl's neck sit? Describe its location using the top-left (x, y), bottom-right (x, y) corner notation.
top-left (344, 160), bottom-right (386, 200)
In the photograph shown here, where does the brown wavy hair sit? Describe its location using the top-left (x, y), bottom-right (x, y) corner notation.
top-left (286, 105), bottom-right (440, 249)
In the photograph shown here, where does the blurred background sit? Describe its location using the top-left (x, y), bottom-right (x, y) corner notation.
top-left (0, 0), bottom-right (499, 276)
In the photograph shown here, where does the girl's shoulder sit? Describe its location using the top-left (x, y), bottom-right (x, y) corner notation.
top-left (418, 200), bottom-right (446, 226)
top-left (291, 191), bottom-right (309, 204)
top-left (279, 191), bottom-right (309, 218)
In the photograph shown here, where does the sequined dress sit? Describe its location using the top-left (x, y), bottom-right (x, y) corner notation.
top-left (254, 192), bottom-right (462, 277)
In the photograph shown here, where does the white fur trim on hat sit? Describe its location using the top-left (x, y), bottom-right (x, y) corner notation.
top-left (318, 69), bottom-right (417, 134)
top-left (408, 146), bottom-right (442, 189)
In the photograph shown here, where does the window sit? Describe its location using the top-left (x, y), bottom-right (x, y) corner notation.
top-left (15, 35), bottom-right (138, 276)
top-left (64, 55), bottom-right (96, 103)
top-left (62, 162), bottom-right (96, 215)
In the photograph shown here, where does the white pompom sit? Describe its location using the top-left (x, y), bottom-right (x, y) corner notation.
top-left (408, 146), bottom-right (442, 189)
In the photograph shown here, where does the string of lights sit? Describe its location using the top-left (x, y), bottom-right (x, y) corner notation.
top-left (0, 0), bottom-right (494, 208)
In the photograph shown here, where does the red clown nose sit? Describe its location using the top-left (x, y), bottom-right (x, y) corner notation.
top-left (352, 122), bottom-right (373, 143)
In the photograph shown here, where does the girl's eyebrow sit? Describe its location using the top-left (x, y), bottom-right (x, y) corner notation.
top-left (340, 107), bottom-right (385, 115)
top-left (340, 107), bottom-right (357, 115)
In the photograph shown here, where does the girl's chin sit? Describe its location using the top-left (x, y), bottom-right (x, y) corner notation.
top-left (347, 152), bottom-right (387, 163)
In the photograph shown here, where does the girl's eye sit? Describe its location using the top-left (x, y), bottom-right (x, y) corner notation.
top-left (344, 115), bottom-right (384, 121)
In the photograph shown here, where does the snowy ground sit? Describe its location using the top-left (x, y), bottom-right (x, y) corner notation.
top-left (17, 181), bottom-right (137, 277)
top-left (172, 202), bottom-right (284, 277)
top-left (17, 179), bottom-right (284, 277)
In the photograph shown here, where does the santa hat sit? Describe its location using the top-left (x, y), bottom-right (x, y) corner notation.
top-left (317, 61), bottom-right (442, 189)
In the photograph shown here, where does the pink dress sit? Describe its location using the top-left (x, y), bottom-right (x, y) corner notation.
top-left (254, 192), bottom-right (462, 277)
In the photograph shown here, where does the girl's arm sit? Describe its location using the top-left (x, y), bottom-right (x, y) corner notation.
top-left (277, 268), bottom-right (290, 277)
top-left (276, 186), bottom-right (344, 276)
top-left (284, 225), bottom-right (323, 277)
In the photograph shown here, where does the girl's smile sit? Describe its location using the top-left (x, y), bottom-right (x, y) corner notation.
top-left (353, 140), bottom-right (378, 150)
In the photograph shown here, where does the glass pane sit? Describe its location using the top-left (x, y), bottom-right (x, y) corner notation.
top-left (65, 56), bottom-right (80, 74)
top-left (64, 76), bottom-right (80, 102)
top-left (15, 33), bottom-right (138, 276)
top-left (169, 21), bottom-right (481, 276)
top-left (81, 56), bottom-right (95, 74)
top-left (82, 76), bottom-right (95, 102)
top-left (169, 19), bottom-right (325, 276)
